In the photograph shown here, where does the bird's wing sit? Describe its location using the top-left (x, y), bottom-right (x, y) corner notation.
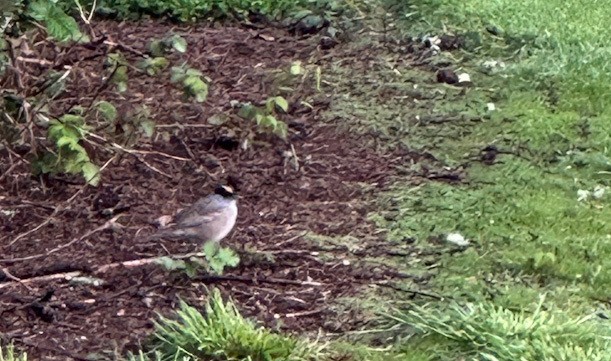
top-left (174, 196), bottom-right (226, 228)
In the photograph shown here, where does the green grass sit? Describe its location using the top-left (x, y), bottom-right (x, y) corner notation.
top-left (308, 1), bottom-right (611, 359)
top-left (391, 0), bottom-right (611, 115)
top-left (0, 344), bottom-right (26, 361)
top-left (386, 297), bottom-right (611, 361)
top-left (132, 289), bottom-right (326, 361)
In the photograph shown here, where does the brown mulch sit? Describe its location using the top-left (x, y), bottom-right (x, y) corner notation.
top-left (0, 20), bottom-right (434, 360)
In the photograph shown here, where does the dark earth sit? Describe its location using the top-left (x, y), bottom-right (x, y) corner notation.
top-left (0, 19), bottom-right (445, 360)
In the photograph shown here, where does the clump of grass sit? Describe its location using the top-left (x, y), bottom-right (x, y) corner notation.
top-left (0, 344), bottom-right (26, 361)
top-left (386, 295), bottom-right (611, 361)
top-left (132, 288), bottom-right (326, 361)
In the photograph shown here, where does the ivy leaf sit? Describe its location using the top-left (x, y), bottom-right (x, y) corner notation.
top-left (273, 96), bottom-right (289, 113)
top-left (95, 101), bottom-right (117, 122)
top-left (171, 35), bottom-right (187, 53)
top-left (82, 161), bottom-right (101, 186)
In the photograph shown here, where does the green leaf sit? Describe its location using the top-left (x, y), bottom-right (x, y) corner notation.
top-left (116, 81), bottom-right (127, 93)
top-left (56, 135), bottom-right (77, 148)
top-left (171, 35), bottom-right (187, 53)
top-left (184, 262), bottom-right (199, 278)
top-left (48, 122), bottom-right (65, 140)
top-left (139, 119), bottom-right (156, 138)
top-left (156, 256), bottom-right (187, 271)
top-left (28, 1), bottom-right (86, 42)
top-left (290, 60), bottom-right (303, 75)
top-left (255, 112), bottom-right (264, 125)
top-left (207, 114), bottom-right (228, 125)
top-left (170, 66), bottom-right (185, 83)
top-left (273, 96), bottom-right (289, 112)
top-left (208, 258), bottom-right (225, 274)
top-left (217, 248), bottom-right (240, 267)
top-left (203, 241), bottom-right (218, 258)
top-left (149, 39), bottom-right (164, 57)
top-left (237, 104), bottom-right (257, 119)
top-left (262, 115), bottom-right (278, 128)
top-left (112, 65), bottom-right (128, 82)
top-left (82, 161), bottom-right (101, 186)
top-left (275, 122), bottom-right (288, 139)
top-left (60, 114), bottom-right (85, 126)
top-left (95, 101), bottom-right (117, 121)
top-left (185, 68), bottom-right (203, 77)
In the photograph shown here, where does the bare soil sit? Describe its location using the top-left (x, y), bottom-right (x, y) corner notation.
top-left (0, 20), bottom-right (435, 360)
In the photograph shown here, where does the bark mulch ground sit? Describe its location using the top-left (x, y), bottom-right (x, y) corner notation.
top-left (0, 20), bottom-right (433, 360)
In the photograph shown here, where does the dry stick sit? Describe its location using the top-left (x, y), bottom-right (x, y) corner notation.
top-left (5, 157), bottom-right (116, 247)
top-left (0, 272), bottom-right (82, 290)
top-left (372, 281), bottom-right (444, 300)
top-left (193, 274), bottom-right (324, 287)
top-left (87, 132), bottom-right (191, 162)
top-left (0, 251), bottom-right (325, 289)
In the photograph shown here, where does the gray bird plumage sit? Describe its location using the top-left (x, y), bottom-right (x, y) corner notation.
top-left (148, 185), bottom-right (238, 244)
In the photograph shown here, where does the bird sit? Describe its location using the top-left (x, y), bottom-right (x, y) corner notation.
top-left (147, 184), bottom-right (238, 244)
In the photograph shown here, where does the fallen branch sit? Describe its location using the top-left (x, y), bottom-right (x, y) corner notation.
top-left (193, 274), bottom-right (324, 287)
top-left (0, 251), bottom-right (325, 289)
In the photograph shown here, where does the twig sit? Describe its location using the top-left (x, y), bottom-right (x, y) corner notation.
top-left (87, 132), bottom-right (190, 161)
top-left (104, 40), bottom-right (149, 59)
top-left (155, 123), bottom-right (210, 128)
top-left (94, 252), bottom-right (203, 273)
top-left (373, 281), bottom-right (445, 300)
top-left (0, 267), bottom-right (24, 282)
top-left (0, 271), bottom-right (82, 290)
top-left (194, 274), bottom-right (324, 287)
top-left (0, 252), bottom-right (325, 289)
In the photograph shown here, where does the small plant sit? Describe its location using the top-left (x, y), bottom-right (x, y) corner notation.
top-left (148, 34), bottom-right (187, 56)
top-left (106, 53), bottom-right (129, 92)
top-left (136, 288), bottom-right (326, 361)
top-left (203, 241), bottom-right (240, 274)
top-left (138, 57), bottom-right (169, 76)
top-left (237, 96), bottom-right (289, 139)
top-left (33, 112), bottom-right (101, 186)
top-left (157, 243), bottom-right (240, 277)
top-left (170, 64), bottom-right (209, 102)
top-left (26, 0), bottom-right (87, 42)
